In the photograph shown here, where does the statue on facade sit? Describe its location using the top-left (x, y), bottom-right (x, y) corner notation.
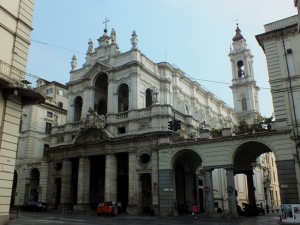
top-left (71, 55), bottom-right (77, 71)
top-left (87, 38), bottom-right (93, 54)
top-left (111, 28), bottom-right (116, 44)
top-left (80, 107), bottom-right (105, 129)
top-left (131, 31), bottom-right (138, 49)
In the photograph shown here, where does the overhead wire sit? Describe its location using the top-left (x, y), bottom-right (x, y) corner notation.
top-left (30, 38), bottom-right (271, 90)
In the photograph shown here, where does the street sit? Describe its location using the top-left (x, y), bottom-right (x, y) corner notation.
top-left (9, 211), bottom-right (282, 225)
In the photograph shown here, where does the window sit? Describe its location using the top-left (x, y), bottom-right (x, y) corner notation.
top-left (117, 127), bottom-right (126, 134)
top-left (145, 89), bottom-right (152, 107)
top-left (47, 111), bottom-right (53, 118)
top-left (237, 60), bottom-right (245, 78)
top-left (58, 89), bottom-right (64, 96)
top-left (45, 122), bottom-right (52, 134)
top-left (58, 102), bottom-right (63, 108)
top-left (74, 96), bottom-right (83, 122)
top-left (118, 84), bottom-right (129, 112)
top-left (241, 97), bottom-right (247, 111)
top-left (45, 87), bottom-right (53, 95)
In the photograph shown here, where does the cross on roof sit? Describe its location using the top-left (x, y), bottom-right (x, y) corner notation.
top-left (103, 18), bottom-right (110, 30)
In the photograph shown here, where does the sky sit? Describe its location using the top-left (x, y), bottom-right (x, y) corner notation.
top-left (27, 0), bottom-right (298, 117)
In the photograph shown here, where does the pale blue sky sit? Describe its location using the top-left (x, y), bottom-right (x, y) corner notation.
top-left (27, 0), bottom-right (297, 117)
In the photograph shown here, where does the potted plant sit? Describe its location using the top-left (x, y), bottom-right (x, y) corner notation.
top-left (263, 116), bottom-right (273, 131)
top-left (210, 128), bottom-right (222, 138)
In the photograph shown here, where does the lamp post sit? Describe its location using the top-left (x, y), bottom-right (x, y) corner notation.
top-left (263, 169), bottom-right (271, 213)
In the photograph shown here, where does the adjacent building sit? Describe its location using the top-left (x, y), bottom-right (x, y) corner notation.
top-left (256, 6), bottom-right (300, 204)
top-left (0, 1), bottom-right (44, 224)
top-left (14, 79), bottom-right (67, 206)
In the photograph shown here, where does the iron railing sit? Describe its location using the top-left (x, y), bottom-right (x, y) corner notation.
top-left (0, 59), bottom-right (42, 93)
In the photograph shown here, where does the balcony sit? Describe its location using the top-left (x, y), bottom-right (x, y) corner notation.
top-left (0, 60), bottom-right (45, 104)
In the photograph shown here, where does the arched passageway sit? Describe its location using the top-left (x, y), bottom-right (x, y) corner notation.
top-left (233, 141), bottom-right (278, 215)
top-left (172, 150), bottom-right (202, 214)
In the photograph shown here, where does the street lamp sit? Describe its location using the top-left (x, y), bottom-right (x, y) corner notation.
top-left (263, 169), bottom-right (271, 213)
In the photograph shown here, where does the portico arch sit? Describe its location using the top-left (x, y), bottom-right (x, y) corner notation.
top-left (232, 141), bottom-right (277, 215)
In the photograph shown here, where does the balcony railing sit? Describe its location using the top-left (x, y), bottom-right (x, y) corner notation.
top-left (264, 15), bottom-right (298, 32)
top-left (0, 60), bottom-right (42, 93)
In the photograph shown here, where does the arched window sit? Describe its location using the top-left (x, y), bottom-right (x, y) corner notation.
top-left (237, 60), bottom-right (245, 78)
top-left (118, 84), bottom-right (129, 112)
top-left (74, 96), bottom-right (83, 122)
top-left (242, 97), bottom-right (247, 111)
top-left (94, 74), bottom-right (108, 115)
top-left (145, 89), bottom-right (152, 107)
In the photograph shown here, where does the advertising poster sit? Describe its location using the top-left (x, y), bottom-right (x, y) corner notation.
top-left (281, 204), bottom-right (294, 223)
top-left (293, 205), bottom-right (300, 223)
top-left (281, 204), bottom-right (300, 223)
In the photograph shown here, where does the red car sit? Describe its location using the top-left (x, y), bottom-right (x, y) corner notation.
top-left (96, 201), bottom-right (118, 216)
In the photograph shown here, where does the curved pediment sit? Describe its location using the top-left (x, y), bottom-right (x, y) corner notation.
top-left (83, 62), bottom-right (111, 80)
top-left (74, 127), bottom-right (112, 145)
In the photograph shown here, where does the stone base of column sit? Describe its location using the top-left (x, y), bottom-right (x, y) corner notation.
top-left (209, 212), bottom-right (239, 219)
top-left (58, 203), bottom-right (72, 211)
top-left (126, 205), bottom-right (139, 215)
top-left (73, 203), bottom-right (90, 212)
top-left (152, 204), bottom-right (159, 216)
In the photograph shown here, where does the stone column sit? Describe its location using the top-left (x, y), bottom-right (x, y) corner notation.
top-left (226, 168), bottom-right (237, 214)
top-left (104, 154), bottom-right (117, 202)
top-left (151, 151), bottom-right (159, 213)
top-left (74, 157), bottom-right (90, 211)
top-left (60, 159), bottom-right (72, 209)
top-left (127, 153), bottom-right (138, 215)
top-left (246, 171), bottom-right (256, 206)
top-left (204, 169), bottom-right (214, 214)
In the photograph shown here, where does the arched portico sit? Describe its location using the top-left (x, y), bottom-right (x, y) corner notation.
top-left (159, 149), bottom-right (202, 216)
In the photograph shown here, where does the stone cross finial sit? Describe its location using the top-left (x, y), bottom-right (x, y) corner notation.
top-left (131, 30), bottom-right (138, 49)
top-left (71, 55), bottom-right (77, 71)
top-left (103, 17), bottom-right (110, 34)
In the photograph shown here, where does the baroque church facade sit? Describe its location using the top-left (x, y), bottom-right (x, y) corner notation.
top-left (14, 25), bottom-right (291, 218)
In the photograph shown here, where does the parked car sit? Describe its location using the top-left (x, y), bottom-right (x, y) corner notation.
top-left (96, 201), bottom-right (118, 216)
top-left (21, 202), bottom-right (47, 212)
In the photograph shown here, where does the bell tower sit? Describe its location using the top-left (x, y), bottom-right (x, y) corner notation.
top-left (229, 24), bottom-right (260, 124)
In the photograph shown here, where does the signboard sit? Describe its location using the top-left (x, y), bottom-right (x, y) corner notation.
top-left (281, 204), bottom-right (300, 223)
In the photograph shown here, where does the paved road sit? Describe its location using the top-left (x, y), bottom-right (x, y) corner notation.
top-left (9, 211), bottom-right (282, 225)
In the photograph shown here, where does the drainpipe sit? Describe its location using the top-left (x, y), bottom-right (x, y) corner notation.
top-left (280, 30), bottom-right (300, 148)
